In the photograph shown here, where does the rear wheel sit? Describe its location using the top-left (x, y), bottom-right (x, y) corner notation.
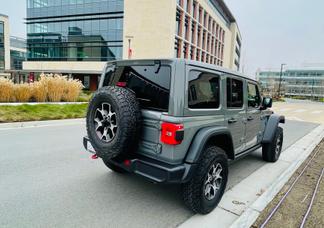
top-left (262, 126), bottom-right (283, 162)
top-left (182, 146), bottom-right (228, 214)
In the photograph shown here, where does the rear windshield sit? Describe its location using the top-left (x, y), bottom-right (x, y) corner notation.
top-left (102, 65), bottom-right (171, 112)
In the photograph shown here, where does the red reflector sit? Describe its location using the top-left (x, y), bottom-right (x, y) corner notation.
top-left (161, 122), bottom-right (184, 145)
top-left (123, 160), bottom-right (131, 166)
top-left (117, 82), bottom-right (127, 87)
top-left (91, 154), bottom-right (98, 159)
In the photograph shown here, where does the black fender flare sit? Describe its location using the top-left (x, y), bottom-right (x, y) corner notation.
top-left (262, 114), bottom-right (285, 144)
top-left (185, 126), bottom-right (235, 164)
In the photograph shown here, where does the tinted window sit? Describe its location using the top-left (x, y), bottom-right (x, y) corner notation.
top-left (227, 78), bottom-right (243, 108)
top-left (247, 83), bottom-right (261, 108)
top-left (188, 71), bottom-right (220, 109)
top-left (103, 65), bottom-right (171, 112)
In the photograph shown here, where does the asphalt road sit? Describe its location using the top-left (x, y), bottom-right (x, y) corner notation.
top-left (0, 119), bottom-right (318, 228)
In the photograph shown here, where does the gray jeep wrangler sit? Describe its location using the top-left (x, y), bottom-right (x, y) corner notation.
top-left (83, 59), bottom-right (285, 214)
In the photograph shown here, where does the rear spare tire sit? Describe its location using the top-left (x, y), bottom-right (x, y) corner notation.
top-left (86, 86), bottom-right (141, 160)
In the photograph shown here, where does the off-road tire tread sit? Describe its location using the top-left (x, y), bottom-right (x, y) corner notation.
top-left (182, 146), bottom-right (228, 214)
top-left (262, 126), bottom-right (283, 162)
top-left (86, 86), bottom-right (141, 160)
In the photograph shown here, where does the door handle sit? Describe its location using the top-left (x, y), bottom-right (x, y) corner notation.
top-left (228, 118), bottom-right (237, 124)
top-left (247, 116), bottom-right (254, 121)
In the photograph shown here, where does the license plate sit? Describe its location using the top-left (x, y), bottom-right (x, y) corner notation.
top-left (87, 141), bottom-right (96, 154)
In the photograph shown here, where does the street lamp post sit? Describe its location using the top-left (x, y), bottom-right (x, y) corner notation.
top-left (278, 63), bottom-right (286, 97)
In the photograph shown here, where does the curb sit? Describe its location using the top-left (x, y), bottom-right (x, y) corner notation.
top-left (230, 125), bottom-right (324, 228)
top-left (0, 102), bottom-right (88, 106)
top-left (0, 118), bottom-right (85, 130)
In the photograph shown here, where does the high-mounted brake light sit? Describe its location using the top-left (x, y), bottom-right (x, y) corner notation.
top-left (161, 122), bottom-right (184, 145)
top-left (116, 81), bottom-right (127, 87)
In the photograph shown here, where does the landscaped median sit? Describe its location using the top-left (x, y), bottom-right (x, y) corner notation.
top-left (0, 103), bottom-right (88, 123)
top-left (0, 73), bottom-right (93, 123)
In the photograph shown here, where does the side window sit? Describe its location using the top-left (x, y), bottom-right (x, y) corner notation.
top-left (188, 71), bottom-right (220, 109)
top-left (227, 78), bottom-right (243, 108)
top-left (247, 83), bottom-right (261, 108)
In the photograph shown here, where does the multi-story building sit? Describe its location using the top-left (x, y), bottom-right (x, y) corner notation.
top-left (257, 67), bottom-right (324, 100)
top-left (24, 0), bottom-right (242, 90)
top-left (0, 14), bottom-right (10, 77)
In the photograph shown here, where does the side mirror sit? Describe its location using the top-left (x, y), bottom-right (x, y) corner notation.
top-left (261, 97), bottom-right (272, 110)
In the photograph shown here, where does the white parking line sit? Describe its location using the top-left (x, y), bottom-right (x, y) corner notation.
top-left (293, 109), bottom-right (307, 113)
top-left (276, 108), bottom-right (291, 112)
top-left (286, 116), bottom-right (304, 122)
top-left (311, 110), bottom-right (323, 114)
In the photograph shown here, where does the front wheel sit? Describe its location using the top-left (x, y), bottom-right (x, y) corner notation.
top-left (181, 146), bottom-right (228, 214)
top-left (262, 126), bottom-right (283, 162)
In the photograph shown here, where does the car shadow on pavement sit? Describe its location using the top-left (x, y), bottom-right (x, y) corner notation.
top-left (78, 168), bottom-right (194, 227)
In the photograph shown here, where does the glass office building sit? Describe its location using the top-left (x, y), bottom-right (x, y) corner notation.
top-left (0, 21), bottom-right (4, 70)
top-left (26, 0), bottom-right (124, 62)
top-left (257, 68), bottom-right (324, 100)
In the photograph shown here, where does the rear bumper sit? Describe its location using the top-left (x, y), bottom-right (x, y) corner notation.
top-left (83, 136), bottom-right (196, 183)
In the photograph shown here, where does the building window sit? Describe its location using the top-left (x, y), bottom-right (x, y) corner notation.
top-left (198, 7), bottom-right (203, 24)
top-left (176, 9), bottom-right (182, 36)
top-left (190, 46), bottom-right (194, 60)
top-left (203, 12), bottom-right (207, 27)
top-left (184, 16), bottom-right (189, 40)
top-left (197, 26), bottom-right (201, 47)
top-left (196, 49), bottom-right (200, 61)
top-left (0, 22), bottom-right (4, 70)
top-left (183, 42), bottom-right (188, 58)
top-left (186, 0), bottom-right (191, 13)
top-left (192, 1), bottom-right (197, 17)
top-left (202, 31), bottom-right (206, 50)
top-left (191, 22), bottom-right (196, 44)
top-left (183, 0), bottom-right (187, 11)
top-left (174, 38), bottom-right (180, 58)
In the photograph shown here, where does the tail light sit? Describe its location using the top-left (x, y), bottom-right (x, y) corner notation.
top-left (116, 81), bottom-right (127, 87)
top-left (160, 122), bottom-right (184, 145)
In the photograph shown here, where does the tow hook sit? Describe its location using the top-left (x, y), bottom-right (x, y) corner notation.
top-left (91, 154), bottom-right (99, 159)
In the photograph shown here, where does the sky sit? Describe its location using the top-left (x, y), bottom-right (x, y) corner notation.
top-left (225, 0), bottom-right (324, 75)
top-left (0, 0), bottom-right (26, 38)
top-left (1, 0), bottom-right (324, 76)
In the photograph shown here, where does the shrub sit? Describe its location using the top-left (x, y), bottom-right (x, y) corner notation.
top-left (0, 74), bottom-right (84, 103)
top-left (32, 76), bottom-right (48, 102)
top-left (63, 78), bottom-right (84, 102)
top-left (0, 78), bottom-right (14, 102)
top-left (14, 83), bottom-right (32, 102)
top-left (45, 74), bottom-right (65, 102)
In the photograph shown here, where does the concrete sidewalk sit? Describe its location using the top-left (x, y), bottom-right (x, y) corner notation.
top-left (179, 125), bottom-right (324, 228)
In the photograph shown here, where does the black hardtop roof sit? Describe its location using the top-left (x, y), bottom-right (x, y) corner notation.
top-left (107, 58), bottom-right (258, 84)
